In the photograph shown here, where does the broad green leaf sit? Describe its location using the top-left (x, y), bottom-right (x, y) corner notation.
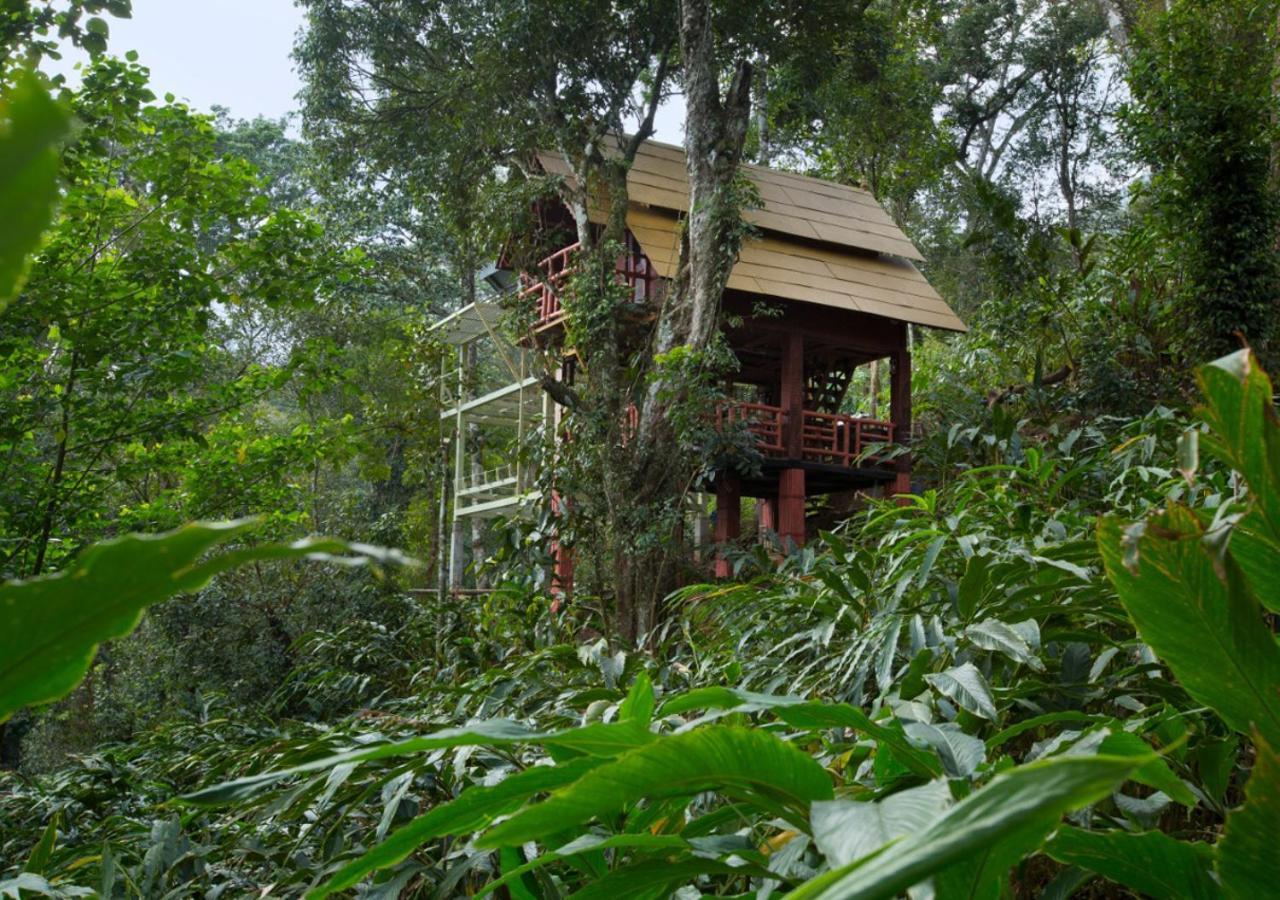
top-left (1217, 734), bottom-right (1280, 900)
top-left (1098, 506), bottom-right (1280, 747)
top-left (903, 722), bottom-right (985, 778)
top-left (618, 670), bottom-right (655, 724)
top-left (785, 753), bottom-right (1145, 900)
top-left (1045, 826), bottom-right (1218, 900)
top-left (964, 619), bottom-right (1042, 670)
top-left (305, 758), bottom-right (604, 898)
top-left (777, 702), bottom-right (943, 779)
top-left (0, 520), bottom-right (412, 722)
top-left (498, 847), bottom-right (538, 900)
top-left (0, 73), bottom-right (70, 307)
top-left (186, 717), bottom-right (650, 806)
top-left (933, 811), bottom-right (1053, 900)
top-left (571, 858), bottom-right (779, 900)
top-left (477, 726), bottom-right (834, 848)
top-left (1197, 349), bottom-right (1280, 613)
top-left (660, 685), bottom-right (804, 717)
top-left (475, 833), bottom-right (692, 900)
top-left (1098, 730), bottom-right (1196, 808)
top-left (925, 663), bottom-right (998, 720)
top-left (23, 812), bottom-right (57, 875)
top-left (956, 554), bottom-right (990, 620)
top-left (659, 688), bottom-right (942, 778)
top-left (811, 781), bottom-right (952, 867)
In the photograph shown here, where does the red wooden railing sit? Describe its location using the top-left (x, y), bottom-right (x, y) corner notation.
top-left (518, 236), bottom-right (660, 329)
top-left (519, 242), bottom-right (578, 328)
top-left (801, 409), bottom-right (894, 467)
top-left (718, 401), bottom-right (896, 467)
top-left (717, 402), bottom-right (786, 454)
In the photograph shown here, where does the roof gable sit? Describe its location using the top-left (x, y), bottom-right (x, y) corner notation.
top-left (536, 137), bottom-right (923, 261)
top-left (534, 138), bottom-right (966, 333)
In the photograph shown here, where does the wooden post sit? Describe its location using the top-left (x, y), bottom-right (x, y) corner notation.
top-left (714, 476), bottom-right (741, 578)
top-left (449, 346), bottom-right (468, 590)
top-left (778, 468), bottom-right (806, 549)
top-left (551, 490), bottom-right (574, 597)
top-left (692, 492), bottom-right (711, 560)
top-left (781, 330), bottom-right (804, 458)
top-left (757, 497), bottom-right (776, 540)
top-left (890, 342), bottom-right (912, 497)
top-left (777, 329), bottom-right (807, 549)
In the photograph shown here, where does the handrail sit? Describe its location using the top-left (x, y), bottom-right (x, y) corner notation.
top-left (718, 401), bottom-right (896, 468)
top-left (717, 401), bottom-right (785, 454)
top-left (518, 237), bottom-right (660, 329)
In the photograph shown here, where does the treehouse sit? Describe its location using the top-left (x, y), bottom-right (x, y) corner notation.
top-left (435, 138), bottom-right (965, 588)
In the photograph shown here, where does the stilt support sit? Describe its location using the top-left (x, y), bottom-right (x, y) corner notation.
top-left (890, 343), bottom-right (912, 500)
top-left (714, 476), bottom-right (741, 578)
top-left (778, 468), bottom-right (806, 550)
top-left (757, 498), bottom-right (777, 541)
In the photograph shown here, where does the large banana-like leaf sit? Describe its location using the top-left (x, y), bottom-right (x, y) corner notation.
top-left (476, 726), bottom-right (834, 848)
top-left (1098, 506), bottom-right (1280, 748)
top-left (1044, 826), bottom-right (1218, 900)
top-left (0, 73), bottom-right (69, 307)
top-left (1217, 734), bottom-right (1280, 900)
top-left (0, 520), bottom-right (412, 722)
top-left (786, 753), bottom-right (1144, 900)
top-left (1196, 349), bottom-right (1280, 613)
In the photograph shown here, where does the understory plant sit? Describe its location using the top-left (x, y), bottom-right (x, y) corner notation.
top-left (5, 348), bottom-right (1273, 898)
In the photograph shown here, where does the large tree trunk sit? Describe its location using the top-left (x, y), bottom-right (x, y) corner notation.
top-left (612, 0), bottom-right (755, 643)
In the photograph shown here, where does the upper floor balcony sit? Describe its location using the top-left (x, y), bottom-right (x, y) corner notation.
top-left (518, 235), bottom-right (660, 331)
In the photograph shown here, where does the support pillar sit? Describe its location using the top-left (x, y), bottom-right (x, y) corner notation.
top-left (781, 331), bottom-right (805, 458)
top-left (692, 492), bottom-right (711, 560)
top-left (550, 491), bottom-right (573, 598)
top-left (449, 518), bottom-right (466, 591)
top-left (779, 330), bottom-right (806, 550)
top-left (890, 342), bottom-right (912, 498)
top-left (714, 476), bottom-right (741, 578)
top-left (757, 498), bottom-right (777, 541)
top-left (778, 468), bottom-right (806, 549)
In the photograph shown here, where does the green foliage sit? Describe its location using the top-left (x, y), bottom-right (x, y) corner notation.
top-left (1123, 0), bottom-right (1280, 362)
top-left (3, 3), bottom-right (1280, 898)
top-left (0, 520), bottom-right (410, 722)
top-left (0, 73), bottom-right (68, 307)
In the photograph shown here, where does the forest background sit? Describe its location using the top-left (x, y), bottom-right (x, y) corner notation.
top-left (1, 0), bottom-right (1279, 897)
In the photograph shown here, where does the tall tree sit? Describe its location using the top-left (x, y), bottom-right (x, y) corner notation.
top-left (1122, 0), bottom-right (1280, 363)
top-left (297, 0), bottom-right (864, 639)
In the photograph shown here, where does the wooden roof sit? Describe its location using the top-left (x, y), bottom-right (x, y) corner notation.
top-left (535, 138), bottom-right (966, 332)
top-left (537, 138), bottom-right (924, 261)
top-left (626, 207), bottom-right (966, 333)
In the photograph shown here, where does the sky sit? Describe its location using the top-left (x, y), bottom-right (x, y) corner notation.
top-left (52, 0), bottom-right (307, 121)
top-left (49, 0), bottom-right (687, 141)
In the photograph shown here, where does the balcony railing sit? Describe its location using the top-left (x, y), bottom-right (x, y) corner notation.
top-left (518, 236), bottom-right (660, 329)
top-left (717, 402), bottom-right (785, 454)
top-left (718, 401), bottom-right (896, 467)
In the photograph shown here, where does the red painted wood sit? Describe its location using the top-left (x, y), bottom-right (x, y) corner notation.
top-left (758, 497), bottom-right (777, 536)
top-left (782, 330), bottom-right (805, 457)
top-left (890, 346), bottom-right (912, 499)
top-left (717, 401), bottom-right (894, 468)
top-left (778, 468), bottom-right (806, 548)
top-left (714, 476), bottom-right (741, 578)
top-left (550, 490), bottom-right (574, 597)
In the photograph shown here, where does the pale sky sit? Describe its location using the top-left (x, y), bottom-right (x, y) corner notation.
top-left (53, 0), bottom-right (306, 121)
top-left (49, 0), bottom-right (686, 139)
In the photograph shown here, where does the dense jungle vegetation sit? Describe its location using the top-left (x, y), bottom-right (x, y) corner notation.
top-left (2, 0), bottom-right (1280, 897)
